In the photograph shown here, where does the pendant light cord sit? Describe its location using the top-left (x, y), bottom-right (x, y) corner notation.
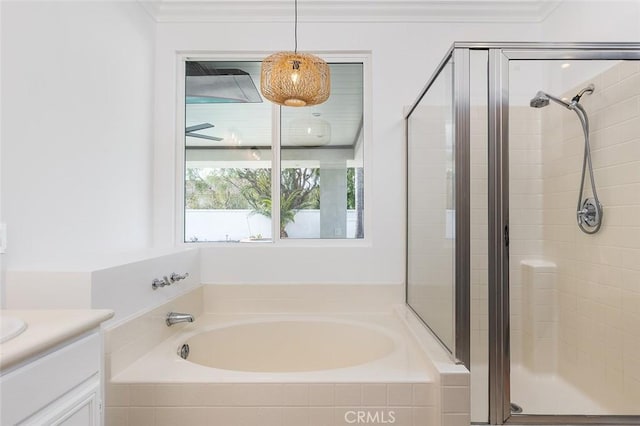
top-left (294, 0), bottom-right (298, 53)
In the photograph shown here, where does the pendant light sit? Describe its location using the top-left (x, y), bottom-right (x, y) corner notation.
top-left (260, 0), bottom-right (330, 107)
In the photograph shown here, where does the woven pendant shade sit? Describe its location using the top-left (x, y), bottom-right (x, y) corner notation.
top-left (260, 51), bottom-right (330, 107)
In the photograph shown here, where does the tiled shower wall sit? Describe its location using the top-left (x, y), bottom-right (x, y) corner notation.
top-left (508, 107), bottom-right (545, 365)
top-left (471, 105), bottom-right (544, 365)
top-left (470, 105), bottom-right (543, 421)
top-left (471, 60), bottom-right (640, 418)
top-left (540, 60), bottom-right (640, 408)
top-left (106, 382), bottom-right (439, 426)
top-left (470, 105), bottom-right (488, 369)
top-left (470, 105), bottom-right (489, 422)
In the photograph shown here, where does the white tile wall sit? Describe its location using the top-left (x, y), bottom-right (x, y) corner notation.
top-left (396, 306), bottom-right (471, 425)
top-left (470, 105), bottom-right (489, 422)
top-left (521, 260), bottom-right (558, 374)
top-left (361, 384), bottom-right (387, 406)
top-left (540, 60), bottom-right (640, 411)
top-left (106, 382), bottom-right (438, 426)
top-left (469, 104), bottom-right (543, 421)
top-left (509, 106), bottom-right (545, 367)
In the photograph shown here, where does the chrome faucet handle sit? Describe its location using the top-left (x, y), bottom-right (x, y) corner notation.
top-left (170, 272), bottom-right (190, 283)
top-left (153, 273), bottom-right (189, 290)
top-left (152, 276), bottom-right (173, 290)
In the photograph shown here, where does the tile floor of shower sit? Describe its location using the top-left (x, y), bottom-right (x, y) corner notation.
top-left (472, 363), bottom-right (630, 418)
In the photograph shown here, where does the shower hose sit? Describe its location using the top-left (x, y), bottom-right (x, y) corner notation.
top-left (572, 102), bottom-right (603, 234)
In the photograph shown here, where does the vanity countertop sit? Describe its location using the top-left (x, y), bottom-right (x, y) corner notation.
top-left (0, 309), bottom-right (114, 371)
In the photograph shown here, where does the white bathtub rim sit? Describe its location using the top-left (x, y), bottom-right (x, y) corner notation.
top-left (111, 312), bottom-right (432, 384)
top-left (177, 315), bottom-right (403, 348)
top-left (394, 305), bottom-right (469, 378)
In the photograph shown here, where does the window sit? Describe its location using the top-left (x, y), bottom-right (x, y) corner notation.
top-left (183, 58), bottom-right (365, 243)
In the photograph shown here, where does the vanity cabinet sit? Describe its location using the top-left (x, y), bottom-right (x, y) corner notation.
top-left (0, 331), bottom-right (103, 425)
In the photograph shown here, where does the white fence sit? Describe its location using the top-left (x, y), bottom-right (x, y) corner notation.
top-left (185, 209), bottom-right (358, 242)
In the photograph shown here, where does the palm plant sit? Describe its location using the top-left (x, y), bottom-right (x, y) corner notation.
top-left (229, 168), bottom-right (320, 237)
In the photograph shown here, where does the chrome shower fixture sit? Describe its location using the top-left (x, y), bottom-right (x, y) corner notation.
top-left (529, 84), bottom-right (595, 111)
top-left (571, 83), bottom-right (595, 104)
top-left (529, 92), bottom-right (550, 108)
top-left (529, 84), bottom-right (603, 234)
top-left (152, 271), bottom-right (191, 290)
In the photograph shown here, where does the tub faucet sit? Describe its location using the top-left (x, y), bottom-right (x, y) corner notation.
top-left (166, 312), bottom-right (194, 326)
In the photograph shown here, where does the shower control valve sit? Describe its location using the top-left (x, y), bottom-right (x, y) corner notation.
top-left (577, 198), bottom-right (601, 229)
top-left (152, 277), bottom-right (170, 290)
top-left (152, 276), bottom-right (172, 290)
top-left (152, 272), bottom-right (190, 290)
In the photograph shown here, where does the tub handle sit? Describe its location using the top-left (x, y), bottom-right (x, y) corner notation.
top-left (178, 343), bottom-right (190, 360)
top-left (152, 277), bottom-right (171, 290)
top-left (152, 272), bottom-right (189, 290)
top-left (170, 272), bottom-right (190, 283)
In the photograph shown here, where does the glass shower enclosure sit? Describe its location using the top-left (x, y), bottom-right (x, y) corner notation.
top-left (406, 42), bottom-right (640, 425)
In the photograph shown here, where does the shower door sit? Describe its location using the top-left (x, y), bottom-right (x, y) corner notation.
top-left (407, 42), bottom-right (640, 425)
top-left (488, 44), bottom-right (640, 425)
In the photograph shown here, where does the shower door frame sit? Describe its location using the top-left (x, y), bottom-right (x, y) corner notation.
top-left (484, 42), bottom-right (640, 426)
top-left (405, 46), bottom-right (471, 368)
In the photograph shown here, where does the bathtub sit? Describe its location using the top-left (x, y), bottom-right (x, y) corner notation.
top-left (111, 313), bottom-right (431, 383)
top-left (106, 289), bottom-right (469, 426)
top-left (183, 318), bottom-right (397, 373)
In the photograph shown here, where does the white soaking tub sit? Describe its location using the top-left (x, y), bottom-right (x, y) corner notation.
top-left (112, 313), bottom-right (430, 383)
top-left (106, 308), bottom-right (470, 426)
top-left (183, 319), bottom-right (397, 372)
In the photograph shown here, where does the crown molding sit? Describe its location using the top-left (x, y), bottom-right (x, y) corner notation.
top-left (138, 0), bottom-right (563, 23)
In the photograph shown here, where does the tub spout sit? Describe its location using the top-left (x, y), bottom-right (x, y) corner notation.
top-left (166, 312), bottom-right (194, 326)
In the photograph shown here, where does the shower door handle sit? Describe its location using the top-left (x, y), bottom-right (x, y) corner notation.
top-left (504, 225), bottom-right (509, 248)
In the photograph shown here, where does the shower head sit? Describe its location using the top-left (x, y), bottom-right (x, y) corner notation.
top-left (530, 90), bottom-right (572, 109)
top-left (530, 91), bottom-right (550, 108)
top-left (530, 84), bottom-right (595, 110)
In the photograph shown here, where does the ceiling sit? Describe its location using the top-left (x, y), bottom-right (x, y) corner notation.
top-left (139, 0), bottom-right (562, 23)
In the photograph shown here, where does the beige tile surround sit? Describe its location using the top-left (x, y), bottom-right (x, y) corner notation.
top-left (104, 284), bottom-right (470, 426)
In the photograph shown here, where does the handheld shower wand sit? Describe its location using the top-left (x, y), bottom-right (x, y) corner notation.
top-left (530, 84), bottom-right (603, 234)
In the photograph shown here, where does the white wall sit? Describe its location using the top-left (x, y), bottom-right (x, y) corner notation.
top-left (185, 209), bottom-right (359, 241)
top-left (541, 0), bottom-right (640, 42)
top-left (154, 20), bottom-right (541, 285)
top-left (534, 1), bottom-right (640, 111)
top-left (0, 1), bottom-right (155, 271)
top-left (1, 0), bottom-right (635, 290)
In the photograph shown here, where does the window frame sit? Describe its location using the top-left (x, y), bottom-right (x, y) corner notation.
top-left (176, 52), bottom-right (372, 247)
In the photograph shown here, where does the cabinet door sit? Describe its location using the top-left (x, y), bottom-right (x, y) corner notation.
top-left (51, 391), bottom-right (99, 426)
top-left (19, 378), bottom-right (101, 426)
top-left (2, 333), bottom-right (101, 425)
